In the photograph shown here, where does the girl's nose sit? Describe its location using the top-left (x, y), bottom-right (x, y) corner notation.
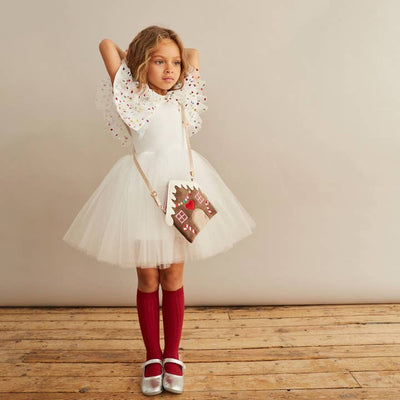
top-left (165, 62), bottom-right (175, 71)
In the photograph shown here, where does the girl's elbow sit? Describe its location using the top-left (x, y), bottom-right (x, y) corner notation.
top-left (99, 38), bottom-right (111, 49)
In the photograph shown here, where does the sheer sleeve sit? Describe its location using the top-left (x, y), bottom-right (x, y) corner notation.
top-left (95, 59), bottom-right (163, 146)
top-left (179, 65), bottom-right (208, 137)
top-left (95, 73), bottom-right (132, 147)
top-left (111, 59), bottom-right (164, 137)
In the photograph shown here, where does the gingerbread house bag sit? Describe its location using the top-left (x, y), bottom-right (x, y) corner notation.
top-left (164, 180), bottom-right (218, 243)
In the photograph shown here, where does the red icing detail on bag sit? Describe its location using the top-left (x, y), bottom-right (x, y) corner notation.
top-left (185, 199), bottom-right (195, 210)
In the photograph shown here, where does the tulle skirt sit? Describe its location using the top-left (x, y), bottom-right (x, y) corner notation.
top-left (62, 148), bottom-right (256, 269)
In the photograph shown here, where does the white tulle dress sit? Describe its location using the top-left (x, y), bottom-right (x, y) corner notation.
top-left (62, 59), bottom-right (256, 269)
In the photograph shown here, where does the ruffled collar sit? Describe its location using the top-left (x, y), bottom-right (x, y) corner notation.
top-left (95, 58), bottom-right (208, 146)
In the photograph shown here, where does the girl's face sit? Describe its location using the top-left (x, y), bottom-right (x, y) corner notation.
top-left (147, 39), bottom-right (182, 95)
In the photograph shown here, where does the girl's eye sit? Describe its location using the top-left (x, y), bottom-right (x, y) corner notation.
top-left (154, 60), bottom-right (181, 65)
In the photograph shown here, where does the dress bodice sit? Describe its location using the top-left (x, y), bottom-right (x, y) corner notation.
top-left (131, 101), bottom-right (188, 155)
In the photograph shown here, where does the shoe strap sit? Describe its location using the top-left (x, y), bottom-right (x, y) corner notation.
top-left (162, 357), bottom-right (186, 369)
top-left (141, 358), bottom-right (163, 369)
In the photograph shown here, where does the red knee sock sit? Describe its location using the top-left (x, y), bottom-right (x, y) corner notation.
top-left (136, 288), bottom-right (163, 377)
top-left (162, 286), bottom-right (185, 376)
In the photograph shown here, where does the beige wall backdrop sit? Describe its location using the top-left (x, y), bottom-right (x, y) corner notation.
top-left (1, 0), bottom-right (399, 306)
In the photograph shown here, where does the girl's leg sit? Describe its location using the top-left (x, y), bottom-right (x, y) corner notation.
top-left (159, 261), bottom-right (185, 376)
top-left (136, 266), bottom-right (162, 377)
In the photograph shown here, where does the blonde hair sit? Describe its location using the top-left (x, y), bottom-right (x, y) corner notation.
top-left (126, 25), bottom-right (189, 93)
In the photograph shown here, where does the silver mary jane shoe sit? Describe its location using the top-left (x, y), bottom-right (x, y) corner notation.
top-left (141, 358), bottom-right (163, 396)
top-left (162, 357), bottom-right (186, 394)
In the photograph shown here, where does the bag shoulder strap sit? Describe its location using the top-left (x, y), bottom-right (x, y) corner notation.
top-left (126, 101), bottom-right (195, 213)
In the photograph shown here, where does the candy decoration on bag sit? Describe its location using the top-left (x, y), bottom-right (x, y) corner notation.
top-left (183, 224), bottom-right (196, 234)
top-left (205, 200), bottom-right (214, 214)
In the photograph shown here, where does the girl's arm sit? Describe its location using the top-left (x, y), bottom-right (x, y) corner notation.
top-left (99, 39), bottom-right (127, 85)
top-left (183, 48), bottom-right (200, 70)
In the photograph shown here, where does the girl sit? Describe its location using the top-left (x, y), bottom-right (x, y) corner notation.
top-left (63, 25), bottom-right (256, 395)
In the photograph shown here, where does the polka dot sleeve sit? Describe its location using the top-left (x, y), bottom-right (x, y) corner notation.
top-left (95, 72), bottom-right (132, 147)
top-left (180, 66), bottom-right (208, 137)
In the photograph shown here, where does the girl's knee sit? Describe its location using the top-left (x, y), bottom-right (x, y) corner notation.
top-left (136, 267), bottom-right (160, 292)
top-left (161, 280), bottom-right (183, 291)
top-left (159, 263), bottom-right (184, 291)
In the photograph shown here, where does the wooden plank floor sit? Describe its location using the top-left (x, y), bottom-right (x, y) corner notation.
top-left (0, 304), bottom-right (400, 399)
